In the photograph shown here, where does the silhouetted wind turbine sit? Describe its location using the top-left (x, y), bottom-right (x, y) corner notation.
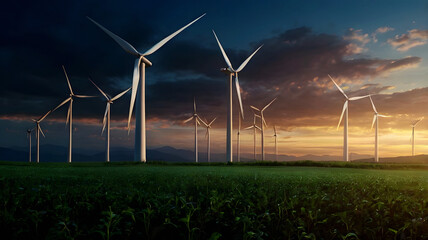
top-left (202, 117), bottom-right (217, 162)
top-left (369, 95), bottom-right (390, 162)
top-left (88, 14), bottom-right (205, 162)
top-left (244, 112), bottom-right (261, 161)
top-left (53, 66), bottom-right (94, 163)
top-left (273, 125), bottom-right (278, 161)
top-left (90, 78), bottom-right (131, 162)
top-left (212, 30), bottom-right (263, 162)
top-left (411, 117), bottom-right (424, 156)
top-left (32, 110), bottom-right (52, 163)
top-left (26, 128), bottom-right (34, 163)
top-left (328, 74), bottom-right (369, 162)
top-left (183, 98), bottom-right (206, 162)
top-left (250, 97), bottom-right (277, 161)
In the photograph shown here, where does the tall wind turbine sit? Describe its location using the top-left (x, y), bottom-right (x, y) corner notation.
top-left (212, 31), bottom-right (263, 163)
top-left (411, 117), bottom-right (424, 156)
top-left (369, 95), bottom-right (390, 162)
top-left (328, 74), bottom-right (369, 162)
top-left (88, 14), bottom-right (205, 163)
top-left (244, 113), bottom-right (261, 161)
top-left (273, 125), bottom-right (278, 161)
top-left (33, 110), bottom-right (52, 163)
top-left (90, 78), bottom-right (131, 162)
top-left (53, 66), bottom-right (94, 163)
top-left (237, 115), bottom-right (242, 162)
top-left (250, 97), bottom-right (277, 161)
top-left (202, 117), bottom-right (217, 162)
top-left (26, 128), bottom-right (33, 163)
top-left (183, 99), bottom-right (206, 163)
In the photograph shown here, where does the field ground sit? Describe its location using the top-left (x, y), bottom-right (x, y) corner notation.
top-left (0, 161), bottom-right (427, 239)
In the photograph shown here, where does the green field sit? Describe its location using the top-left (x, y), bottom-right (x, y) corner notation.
top-left (1, 162), bottom-right (427, 239)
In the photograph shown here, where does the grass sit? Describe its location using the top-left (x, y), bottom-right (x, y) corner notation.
top-left (0, 162), bottom-right (427, 239)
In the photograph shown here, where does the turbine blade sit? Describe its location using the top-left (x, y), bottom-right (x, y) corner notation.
top-left (349, 95), bottom-right (370, 101)
top-left (38, 110), bottom-right (52, 122)
top-left (261, 113), bottom-right (267, 127)
top-left (197, 115), bottom-right (208, 127)
top-left (128, 59), bottom-right (141, 130)
top-left (209, 117), bottom-right (217, 126)
top-left (39, 126), bottom-right (46, 138)
top-left (53, 97), bottom-right (71, 112)
top-left (102, 103), bottom-right (109, 135)
top-left (87, 17), bottom-right (141, 56)
top-left (89, 78), bottom-right (109, 100)
top-left (337, 100), bottom-right (348, 130)
top-left (111, 87), bottom-right (131, 101)
top-left (143, 13), bottom-right (206, 56)
top-left (371, 114), bottom-right (376, 130)
top-left (413, 117), bottom-right (424, 127)
top-left (236, 45), bottom-right (263, 72)
top-left (183, 116), bottom-right (194, 123)
top-left (212, 30), bottom-right (234, 71)
top-left (369, 95), bottom-right (377, 113)
top-left (255, 125), bottom-right (261, 130)
top-left (378, 114), bottom-right (390, 118)
top-left (193, 97), bottom-right (196, 113)
top-left (235, 74), bottom-right (244, 119)
top-left (75, 95), bottom-right (95, 98)
top-left (62, 65), bottom-right (74, 95)
top-left (244, 126), bottom-right (254, 130)
top-left (66, 104), bottom-right (71, 126)
top-left (274, 125), bottom-right (277, 135)
top-left (262, 97), bottom-right (277, 111)
top-left (250, 105), bottom-right (260, 112)
top-left (205, 129), bottom-right (208, 139)
top-left (328, 74), bottom-right (348, 99)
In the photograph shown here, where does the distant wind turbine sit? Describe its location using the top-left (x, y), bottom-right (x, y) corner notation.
top-left (369, 95), bottom-right (390, 162)
top-left (201, 117), bottom-right (217, 162)
top-left (328, 74), bottom-right (369, 162)
top-left (237, 115), bottom-right (242, 162)
top-left (244, 112), bottom-right (261, 161)
top-left (183, 98), bottom-right (206, 163)
top-left (90, 78), bottom-right (131, 162)
top-left (212, 30), bottom-right (263, 162)
top-left (273, 125), bottom-right (278, 161)
top-left (250, 97), bottom-right (277, 161)
top-left (53, 66), bottom-right (94, 163)
top-left (32, 110), bottom-right (52, 163)
top-left (411, 117), bottom-right (424, 156)
top-left (88, 14), bottom-right (206, 162)
top-left (26, 128), bottom-right (34, 163)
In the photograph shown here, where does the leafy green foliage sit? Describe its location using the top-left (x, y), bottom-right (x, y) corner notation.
top-left (0, 163), bottom-right (427, 239)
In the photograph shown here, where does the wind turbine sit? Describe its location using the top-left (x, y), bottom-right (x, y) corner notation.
top-left (328, 74), bottom-right (369, 162)
top-left (90, 78), bottom-right (131, 162)
top-left (32, 110), bottom-right (52, 163)
top-left (53, 66), bottom-right (94, 163)
top-left (201, 117), bottom-right (217, 162)
top-left (411, 117), bottom-right (424, 156)
top-left (244, 112), bottom-right (261, 161)
top-left (369, 95), bottom-right (390, 162)
top-left (250, 97), bottom-right (277, 161)
top-left (183, 98), bottom-right (206, 163)
top-left (88, 14), bottom-right (205, 163)
top-left (212, 31), bottom-right (263, 163)
top-left (237, 114), bottom-right (242, 162)
top-left (273, 125), bottom-right (278, 161)
top-left (26, 128), bottom-right (34, 163)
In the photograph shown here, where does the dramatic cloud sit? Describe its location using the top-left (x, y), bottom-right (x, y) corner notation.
top-left (372, 26), bottom-right (394, 43)
top-left (388, 29), bottom-right (428, 51)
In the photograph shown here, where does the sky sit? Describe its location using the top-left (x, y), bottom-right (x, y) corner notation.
top-left (1, 0), bottom-right (428, 159)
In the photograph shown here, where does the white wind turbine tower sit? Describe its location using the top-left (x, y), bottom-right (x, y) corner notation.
top-left (88, 14), bottom-right (205, 163)
top-left (411, 117), bottom-right (424, 156)
top-left (273, 125), bottom-right (278, 161)
top-left (183, 99), bottom-right (206, 163)
top-left (369, 95), bottom-right (390, 162)
top-left (90, 78), bottom-right (131, 162)
top-left (202, 117), bottom-right (217, 162)
top-left (26, 128), bottom-right (34, 163)
top-left (244, 112), bottom-right (261, 161)
top-left (250, 97), bottom-right (277, 161)
top-left (53, 66), bottom-right (94, 163)
top-left (212, 31), bottom-right (263, 162)
top-left (328, 74), bottom-right (369, 162)
top-left (32, 110), bottom-right (52, 163)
